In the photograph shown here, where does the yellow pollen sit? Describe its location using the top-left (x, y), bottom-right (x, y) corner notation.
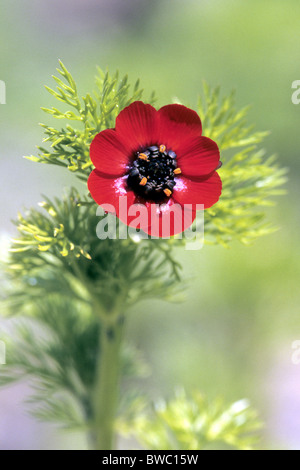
top-left (138, 153), bottom-right (148, 161)
top-left (140, 177), bottom-right (147, 186)
top-left (174, 168), bottom-right (182, 175)
top-left (164, 188), bottom-right (172, 197)
top-left (159, 144), bottom-right (166, 153)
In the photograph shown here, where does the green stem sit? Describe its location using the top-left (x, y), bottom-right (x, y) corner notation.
top-left (92, 314), bottom-right (125, 450)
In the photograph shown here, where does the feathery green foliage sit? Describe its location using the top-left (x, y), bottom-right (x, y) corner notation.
top-left (26, 61), bottom-right (155, 181)
top-left (26, 62), bottom-right (286, 245)
top-left (0, 298), bottom-right (148, 429)
top-left (5, 189), bottom-right (183, 316)
top-left (198, 85), bottom-right (287, 245)
top-left (120, 390), bottom-right (262, 451)
top-left (1, 62), bottom-right (285, 448)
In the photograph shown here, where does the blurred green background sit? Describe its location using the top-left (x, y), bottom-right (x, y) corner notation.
top-left (0, 0), bottom-right (300, 449)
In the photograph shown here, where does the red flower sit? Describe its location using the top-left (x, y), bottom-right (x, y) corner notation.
top-left (88, 101), bottom-right (222, 237)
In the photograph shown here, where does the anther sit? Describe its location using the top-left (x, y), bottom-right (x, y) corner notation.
top-left (159, 144), bottom-right (166, 153)
top-left (139, 177), bottom-right (147, 186)
top-left (168, 150), bottom-right (177, 159)
top-left (138, 153), bottom-right (149, 161)
top-left (174, 168), bottom-right (182, 175)
top-left (166, 180), bottom-right (176, 189)
top-left (164, 188), bottom-right (172, 197)
top-left (130, 168), bottom-right (139, 177)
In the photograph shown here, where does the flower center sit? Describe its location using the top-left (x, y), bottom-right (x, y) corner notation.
top-left (127, 145), bottom-right (181, 201)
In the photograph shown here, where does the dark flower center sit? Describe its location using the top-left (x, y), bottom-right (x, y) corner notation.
top-left (127, 145), bottom-right (181, 201)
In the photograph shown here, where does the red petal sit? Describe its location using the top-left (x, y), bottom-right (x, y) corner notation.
top-left (88, 171), bottom-right (200, 238)
top-left (88, 170), bottom-right (135, 212)
top-left (90, 129), bottom-right (129, 176)
top-left (172, 172), bottom-right (222, 209)
top-left (157, 104), bottom-right (202, 151)
top-left (134, 199), bottom-right (196, 238)
top-left (115, 101), bottom-right (158, 153)
top-left (177, 136), bottom-right (221, 177)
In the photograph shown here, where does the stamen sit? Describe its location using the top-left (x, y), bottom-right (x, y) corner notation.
top-left (128, 145), bottom-right (179, 201)
top-left (168, 150), bottom-right (177, 159)
top-left (130, 168), bottom-right (139, 177)
top-left (139, 177), bottom-right (147, 186)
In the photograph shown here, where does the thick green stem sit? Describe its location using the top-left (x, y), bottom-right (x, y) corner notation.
top-left (92, 315), bottom-right (125, 450)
